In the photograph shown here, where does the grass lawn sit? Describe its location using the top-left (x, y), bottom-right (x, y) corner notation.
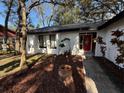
top-left (0, 53), bottom-right (48, 78)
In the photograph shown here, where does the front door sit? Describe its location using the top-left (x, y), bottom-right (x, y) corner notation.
top-left (83, 35), bottom-right (92, 51)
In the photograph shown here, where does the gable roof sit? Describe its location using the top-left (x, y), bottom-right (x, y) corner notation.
top-left (28, 10), bottom-right (124, 34)
top-left (0, 25), bottom-right (16, 37)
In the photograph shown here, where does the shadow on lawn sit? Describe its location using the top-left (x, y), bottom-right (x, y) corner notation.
top-left (0, 55), bottom-right (51, 93)
top-left (0, 54), bottom-right (43, 72)
top-left (0, 55), bottom-right (87, 93)
top-left (0, 61), bottom-right (20, 71)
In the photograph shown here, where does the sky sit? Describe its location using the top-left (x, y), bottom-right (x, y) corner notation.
top-left (29, 3), bottom-right (53, 27)
top-left (0, 2), bottom-right (52, 29)
top-left (0, 3), bottom-right (6, 26)
top-left (0, 15), bottom-right (5, 26)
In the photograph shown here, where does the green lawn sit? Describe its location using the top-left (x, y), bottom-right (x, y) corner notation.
top-left (0, 53), bottom-right (47, 78)
top-left (0, 55), bottom-right (20, 66)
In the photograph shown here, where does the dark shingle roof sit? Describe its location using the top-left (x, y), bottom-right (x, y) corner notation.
top-left (98, 10), bottom-right (124, 30)
top-left (28, 22), bottom-right (104, 34)
top-left (0, 25), bottom-right (15, 37)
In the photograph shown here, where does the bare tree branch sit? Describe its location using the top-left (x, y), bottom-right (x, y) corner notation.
top-left (26, 0), bottom-right (67, 18)
top-left (95, 0), bottom-right (117, 14)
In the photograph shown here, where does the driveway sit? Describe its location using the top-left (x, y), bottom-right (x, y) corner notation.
top-left (84, 57), bottom-right (122, 93)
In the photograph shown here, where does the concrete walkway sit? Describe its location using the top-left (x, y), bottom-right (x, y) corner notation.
top-left (83, 57), bottom-right (122, 93)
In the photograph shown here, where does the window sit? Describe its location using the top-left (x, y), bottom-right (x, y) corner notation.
top-left (50, 34), bottom-right (56, 49)
top-left (38, 35), bottom-right (47, 48)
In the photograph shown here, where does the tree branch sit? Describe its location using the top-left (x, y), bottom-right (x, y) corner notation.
top-left (95, 0), bottom-right (117, 14)
top-left (26, 0), bottom-right (66, 18)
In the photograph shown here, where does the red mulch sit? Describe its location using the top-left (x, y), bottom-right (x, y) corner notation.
top-left (0, 55), bottom-right (86, 93)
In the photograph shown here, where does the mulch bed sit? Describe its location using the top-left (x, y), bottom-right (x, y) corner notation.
top-left (0, 55), bottom-right (86, 93)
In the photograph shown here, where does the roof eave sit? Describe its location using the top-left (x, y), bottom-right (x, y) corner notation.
top-left (98, 11), bottom-right (124, 30)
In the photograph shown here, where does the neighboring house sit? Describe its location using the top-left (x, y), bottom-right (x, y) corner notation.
top-left (27, 11), bottom-right (124, 69)
top-left (0, 25), bottom-right (16, 50)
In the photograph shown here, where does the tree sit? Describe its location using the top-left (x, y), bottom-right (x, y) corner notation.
top-left (0, 0), bottom-right (19, 53)
top-left (17, 0), bottom-right (69, 68)
top-left (18, 0), bottom-right (27, 68)
top-left (53, 0), bottom-right (124, 25)
top-left (0, 0), bottom-right (14, 51)
top-left (35, 4), bottom-right (56, 27)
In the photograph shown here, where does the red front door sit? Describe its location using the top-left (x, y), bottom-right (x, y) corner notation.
top-left (83, 35), bottom-right (92, 51)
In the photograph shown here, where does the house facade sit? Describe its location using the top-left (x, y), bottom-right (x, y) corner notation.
top-left (0, 25), bottom-right (16, 50)
top-left (27, 11), bottom-right (124, 69)
top-left (96, 12), bottom-right (124, 68)
top-left (27, 23), bottom-right (99, 56)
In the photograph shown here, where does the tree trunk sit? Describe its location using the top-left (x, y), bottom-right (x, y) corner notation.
top-left (19, 0), bottom-right (27, 68)
top-left (3, 0), bottom-right (14, 51)
top-left (16, 2), bottom-right (22, 53)
top-left (15, 28), bottom-right (21, 53)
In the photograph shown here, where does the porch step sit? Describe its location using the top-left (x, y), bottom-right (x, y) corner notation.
top-left (85, 51), bottom-right (93, 58)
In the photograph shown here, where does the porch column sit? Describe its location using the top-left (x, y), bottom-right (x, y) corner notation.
top-left (56, 33), bottom-right (60, 55)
